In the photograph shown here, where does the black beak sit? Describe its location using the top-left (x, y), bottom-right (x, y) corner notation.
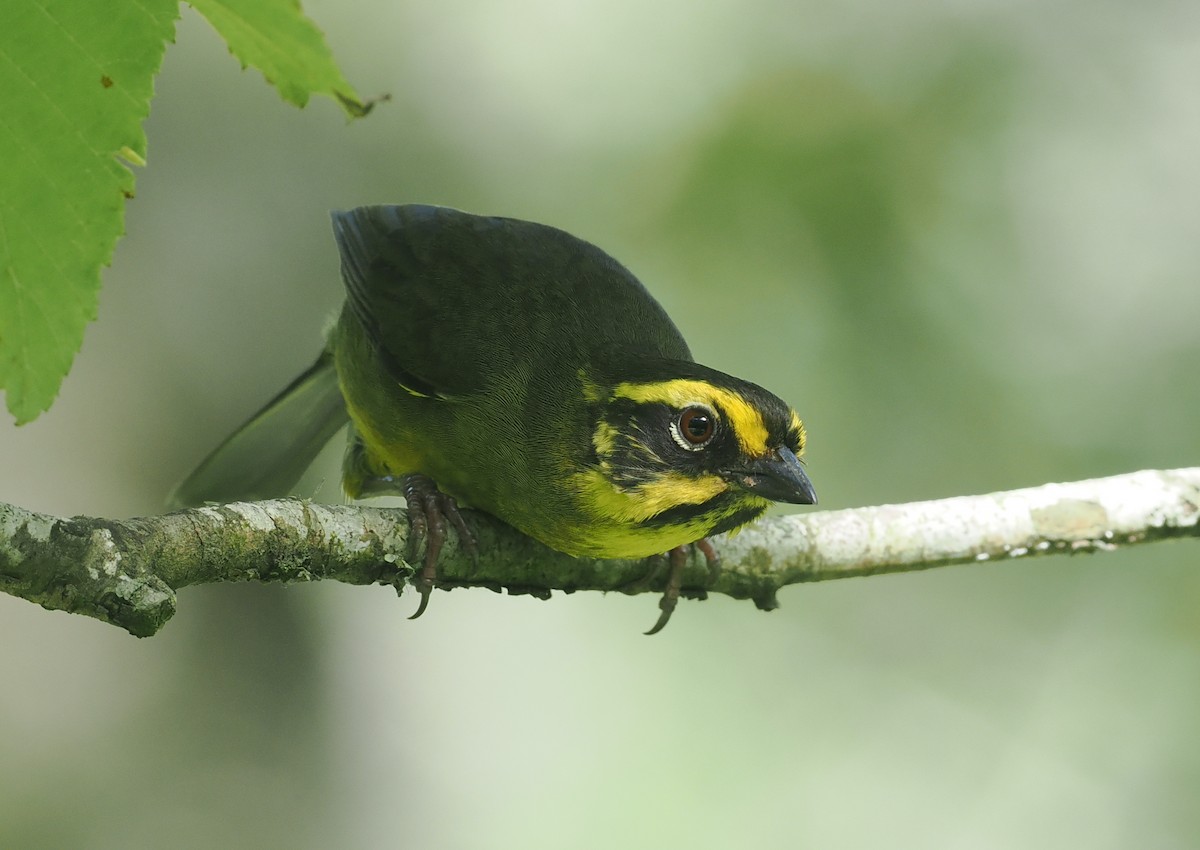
top-left (725, 446), bottom-right (817, 505)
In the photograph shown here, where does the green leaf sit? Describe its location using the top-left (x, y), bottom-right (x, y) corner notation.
top-left (190, 0), bottom-right (372, 117)
top-left (0, 0), bottom-right (179, 424)
top-left (0, 0), bottom-right (371, 425)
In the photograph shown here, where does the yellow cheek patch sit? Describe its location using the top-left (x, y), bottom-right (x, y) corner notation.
top-left (574, 468), bottom-right (728, 524)
top-left (612, 379), bottom-right (771, 456)
top-left (628, 472), bottom-right (728, 521)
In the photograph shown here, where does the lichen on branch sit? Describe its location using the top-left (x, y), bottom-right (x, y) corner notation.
top-left (1, 468), bottom-right (1197, 637)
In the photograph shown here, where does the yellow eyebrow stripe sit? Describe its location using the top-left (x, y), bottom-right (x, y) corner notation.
top-left (612, 378), bottom-right (771, 456)
top-left (789, 409), bottom-right (807, 455)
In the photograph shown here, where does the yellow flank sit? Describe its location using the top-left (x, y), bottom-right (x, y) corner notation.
top-left (613, 379), bottom-right (771, 456)
top-left (340, 397), bottom-right (424, 492)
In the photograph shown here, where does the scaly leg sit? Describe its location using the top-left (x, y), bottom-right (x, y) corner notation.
top-left (396, 473), bottom-right (477, 620)
top-left (644, 539), bottom-right (721, 636)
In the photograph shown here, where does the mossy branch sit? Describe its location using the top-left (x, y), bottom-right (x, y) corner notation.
top-left (1, 467), bottom-right (1197, 637)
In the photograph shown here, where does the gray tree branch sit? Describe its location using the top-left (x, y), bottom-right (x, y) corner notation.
top-left (1, 467), bottom-right (1197, 636)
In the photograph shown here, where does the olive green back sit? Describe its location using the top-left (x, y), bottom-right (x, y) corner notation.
top-left (330, 205), bottom-right (693, 399)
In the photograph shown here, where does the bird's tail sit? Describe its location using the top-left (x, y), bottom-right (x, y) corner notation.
top-left (167, 351), bottom-right (349, 509)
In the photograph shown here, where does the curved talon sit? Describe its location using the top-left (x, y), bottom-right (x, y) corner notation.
top-left (409, 585), bottom-right (432, 620)
top-left (644, 546), bottom-right (688, 635)
top-left (409, 490), bottom-right (445, 620)
top-left (644, 592), bottom-right (677, 635)
top-left (401, 473), bottom-right (463, 620)
top-left (643, 539), bottom-right (720, 635)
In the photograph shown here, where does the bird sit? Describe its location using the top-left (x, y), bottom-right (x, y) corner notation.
top-left (169, 204), bottom-right (816, 633)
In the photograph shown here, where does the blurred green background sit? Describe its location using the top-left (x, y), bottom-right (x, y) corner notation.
top-left (2, 1), bottom-right (1199, 847)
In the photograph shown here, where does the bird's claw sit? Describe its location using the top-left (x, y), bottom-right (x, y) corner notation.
top-left (644, 540), bottom-right (720, 635)
top-left (401, 473), bottom-right (472, 620)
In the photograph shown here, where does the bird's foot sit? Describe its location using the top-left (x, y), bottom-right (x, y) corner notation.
top-left (400, 473), bottom-right (478, 619)
top-left (644, 539), bottom-right (721, 636)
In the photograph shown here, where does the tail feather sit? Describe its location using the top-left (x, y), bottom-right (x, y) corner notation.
top-left (167, 351), bottom-right (349, 509)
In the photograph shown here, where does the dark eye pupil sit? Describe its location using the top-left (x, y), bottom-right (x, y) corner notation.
top-left (680, 408), bottom-right (713, 444)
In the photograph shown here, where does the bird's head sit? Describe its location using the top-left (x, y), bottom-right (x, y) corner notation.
top-left (571, 361), bottom-right (815, 556)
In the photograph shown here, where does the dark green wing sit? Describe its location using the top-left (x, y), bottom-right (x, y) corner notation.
top-left (330, 205), bottom-right (692, 398)
top-left (167, 352), bottom-right (348, 508)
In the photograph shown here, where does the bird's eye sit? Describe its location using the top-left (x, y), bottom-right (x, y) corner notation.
top-left (672, 405), bottom-right (715, 450)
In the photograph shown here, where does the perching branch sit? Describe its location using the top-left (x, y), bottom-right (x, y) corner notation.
top-left (1, 468), bottom-right (1197, 637)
